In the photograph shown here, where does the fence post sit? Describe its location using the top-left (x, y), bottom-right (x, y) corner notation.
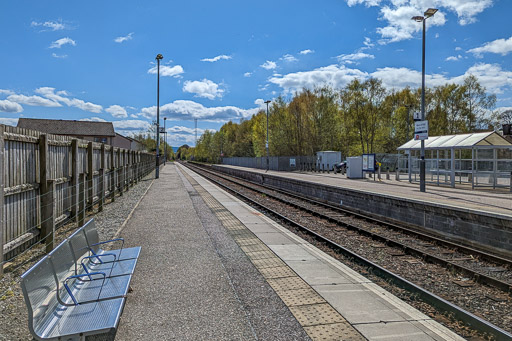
top-left (71, 139), bottom-right (78, 219)
top-left (98, 144), bottom-right (105, 212)
top-left (41, 180), bottom-right (55, 254)
top-left (0, 125), bottom-right (4, 277)
top-left (78, 173), bottom-right (86, 227)
top-left (327, 164), bottom-right (330, 174)
top-left (87, 142), bottom-right (93, 209)
top-left (386, 168), bottom-right (390, 180)
top-left (39, 134), bottom-right (54, 253)
top-left (396, 169), bottom-right (400, 181)
top-left (110, 147), bottom-right (116, 202)
top-left (135, 151), bottom-right (139, 183)
top-left (119, 149), bottom-right (124, 196)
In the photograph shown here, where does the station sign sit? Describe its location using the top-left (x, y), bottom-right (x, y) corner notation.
top-left (159, 127), bottom-right (166, 133)
top-left (414, 120), bottom-right (428, 140)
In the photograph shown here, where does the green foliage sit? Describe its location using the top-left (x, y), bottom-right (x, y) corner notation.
top-left (191, 75), bottom-right (496, 163)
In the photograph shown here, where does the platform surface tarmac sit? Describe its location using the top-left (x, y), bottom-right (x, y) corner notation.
top-left (117, 163), bottom-right (464, 340)
top-left (217, 165), bottom-right (512, 217)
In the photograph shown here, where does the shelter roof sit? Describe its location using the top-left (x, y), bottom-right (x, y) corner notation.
top-left (397, 132), bottom-right (512, 150)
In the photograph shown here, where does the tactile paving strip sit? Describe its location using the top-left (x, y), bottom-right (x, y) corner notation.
top-left (179, 166), bottom-right (365, 341)
top-left (267, 276), bottom-right (310, 291)
top-left (304, 323), bottom-right (365, 341)
top-left (289, 303), bottom-right (346, 326)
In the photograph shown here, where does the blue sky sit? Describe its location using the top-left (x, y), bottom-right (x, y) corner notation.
top-left (1, 0), bottom-right (512, 147)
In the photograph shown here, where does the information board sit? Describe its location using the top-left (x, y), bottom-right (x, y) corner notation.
top-left (362, 153), bottom-right (375, 172)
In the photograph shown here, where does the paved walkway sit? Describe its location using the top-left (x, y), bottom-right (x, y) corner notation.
top-left (116, 164), bottom-right (310, 340)
top-left (219, 165), bottom-right (512, 217)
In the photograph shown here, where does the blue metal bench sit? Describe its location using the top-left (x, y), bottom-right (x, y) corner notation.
top-left (21, 219), bottom-right (140, 340)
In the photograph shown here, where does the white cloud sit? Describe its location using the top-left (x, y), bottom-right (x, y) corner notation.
top-left (80, 117), bottom-right (107, 122)
top-left (0, 118), bottom-right (19, 126)
top-left (201, 54), bottom-right (232, 62)
top-left (244, 72), bottom-right (252, 77)
top-left (138, 100), bottom-right (261, 122)
top-left (346, 1), bottom-right (492, 44)
top-left (346, 0), bottom-right (381, 6)
top-left (35, 87), bottom-right (103, 113)
top-left (468, 36), bottom-right (512, 57)
top-left (183, 79), bottom-right (224, 100)
top-left (49, 37), bottom-right (76, 49)
top-left (281, 54), bottom-right (298, 62)
top-left (52, 53), bottom-right (68, 58)
top-left (445, 55), bottom-right (462, 61)
top-left (106, 105), bottom-right (128, 118)
top-left (31, 20), bottom-right (65, 31)
top-left (337, 52), bottom-right (375, 63)
top-left (168, 125), bottom-right (206, 135)
top-left (269, 64), bottom-right (368, 93)
top-left (0, 100), bottom-right (23, 113)
top-left (112, 120), bottom-right (151, 130)
top-left (268, 62), bottom-right (512, 95)
top-left (147, 65), bottom-right (184, 78)
top-left (7, 94), bottom-right (61, 107)
top-left (0, 89), bottom-right (15, 95)
top-left (363, 37), bottom-right (374, 49)
top-left (114, 32), bottom-right (134, 43)
top-left (299, 49), bottom-right (315, 55)
top-left (260, 61), bottom-right (277, 70)
top-left (130, 114), bottom-right (139, 118)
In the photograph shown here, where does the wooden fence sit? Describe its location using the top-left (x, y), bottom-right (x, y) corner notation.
top-left (0, 125), bottom-right (156, 275)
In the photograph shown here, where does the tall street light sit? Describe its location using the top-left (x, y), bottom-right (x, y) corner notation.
top-left (265, 100), bottom-right (271, 172)
top-left (155, 53), bottom-right (163, 179)
top-left (164, 117), bottom-right (167, 165)
top-left (412, 8), bottom-right (437, 193)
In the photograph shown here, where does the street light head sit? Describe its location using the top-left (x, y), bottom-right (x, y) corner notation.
top-left (264, 100), bottom-right (271, 104)
top-left (412, 16), bottom-right (424, 22)
top-left (164, 117), bottom-right (167, 121)
top-left (156, 54), bottom-right (163, 60)
top-left (424, 8), bottom-right (438, 18)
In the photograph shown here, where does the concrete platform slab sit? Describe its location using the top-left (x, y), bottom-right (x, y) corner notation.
top-left (287, 260), bottom-right (355, 285)
top-left (256, 232), bottom-right (299, 245)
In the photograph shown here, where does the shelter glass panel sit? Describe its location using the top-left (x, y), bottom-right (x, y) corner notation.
top-left (497, 161), bottom-right (512, 172)
top-left (497, 148), bottom-right (512, 159)
top-left (477, 149), bottom-right (493, 159)
top-left (476, 161), bottom-right (493, 171)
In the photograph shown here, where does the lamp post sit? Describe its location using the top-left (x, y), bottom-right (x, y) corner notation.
top-left (412, 8), bottom-right (437, 193)
top-left (164, 117), bottom-right (167, 165)
top-left (155, 53), bottom-right (163, 179)
top-left (265, 100), bottom-right (271, 172)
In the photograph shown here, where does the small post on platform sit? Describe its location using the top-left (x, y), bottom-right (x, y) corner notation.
top-left (386, 167), bottom-right (390, 180)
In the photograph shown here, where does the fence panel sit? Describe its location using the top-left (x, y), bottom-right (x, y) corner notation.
top-left (0, 124), bottom-right (156, 269)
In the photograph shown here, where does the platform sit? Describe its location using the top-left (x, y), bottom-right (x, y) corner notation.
top-left (115, 163), bottom-right (464, 340)
top-left (217, 165), bottom-right (512, 217)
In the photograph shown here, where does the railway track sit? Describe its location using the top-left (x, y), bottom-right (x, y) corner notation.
top-left (182, 161), bottom-right (512, 340)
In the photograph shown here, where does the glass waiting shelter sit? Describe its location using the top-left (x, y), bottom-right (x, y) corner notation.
top-left (397, 132), bottom-right (512, 189)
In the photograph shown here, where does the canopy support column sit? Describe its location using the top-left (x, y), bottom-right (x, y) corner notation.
top-left (450, 148), bottom-right (455, 188)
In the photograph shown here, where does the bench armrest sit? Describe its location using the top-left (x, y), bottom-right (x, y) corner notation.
top-left (91, 238), bottom-right (125, 260)
top-left (81, 253), bottom-right (117, 277)
top-left (64, 272), bottom-right (106, 306)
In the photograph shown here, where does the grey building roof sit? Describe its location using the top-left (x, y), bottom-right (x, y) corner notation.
top-left (17, 118), bottom-right (115, 137)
